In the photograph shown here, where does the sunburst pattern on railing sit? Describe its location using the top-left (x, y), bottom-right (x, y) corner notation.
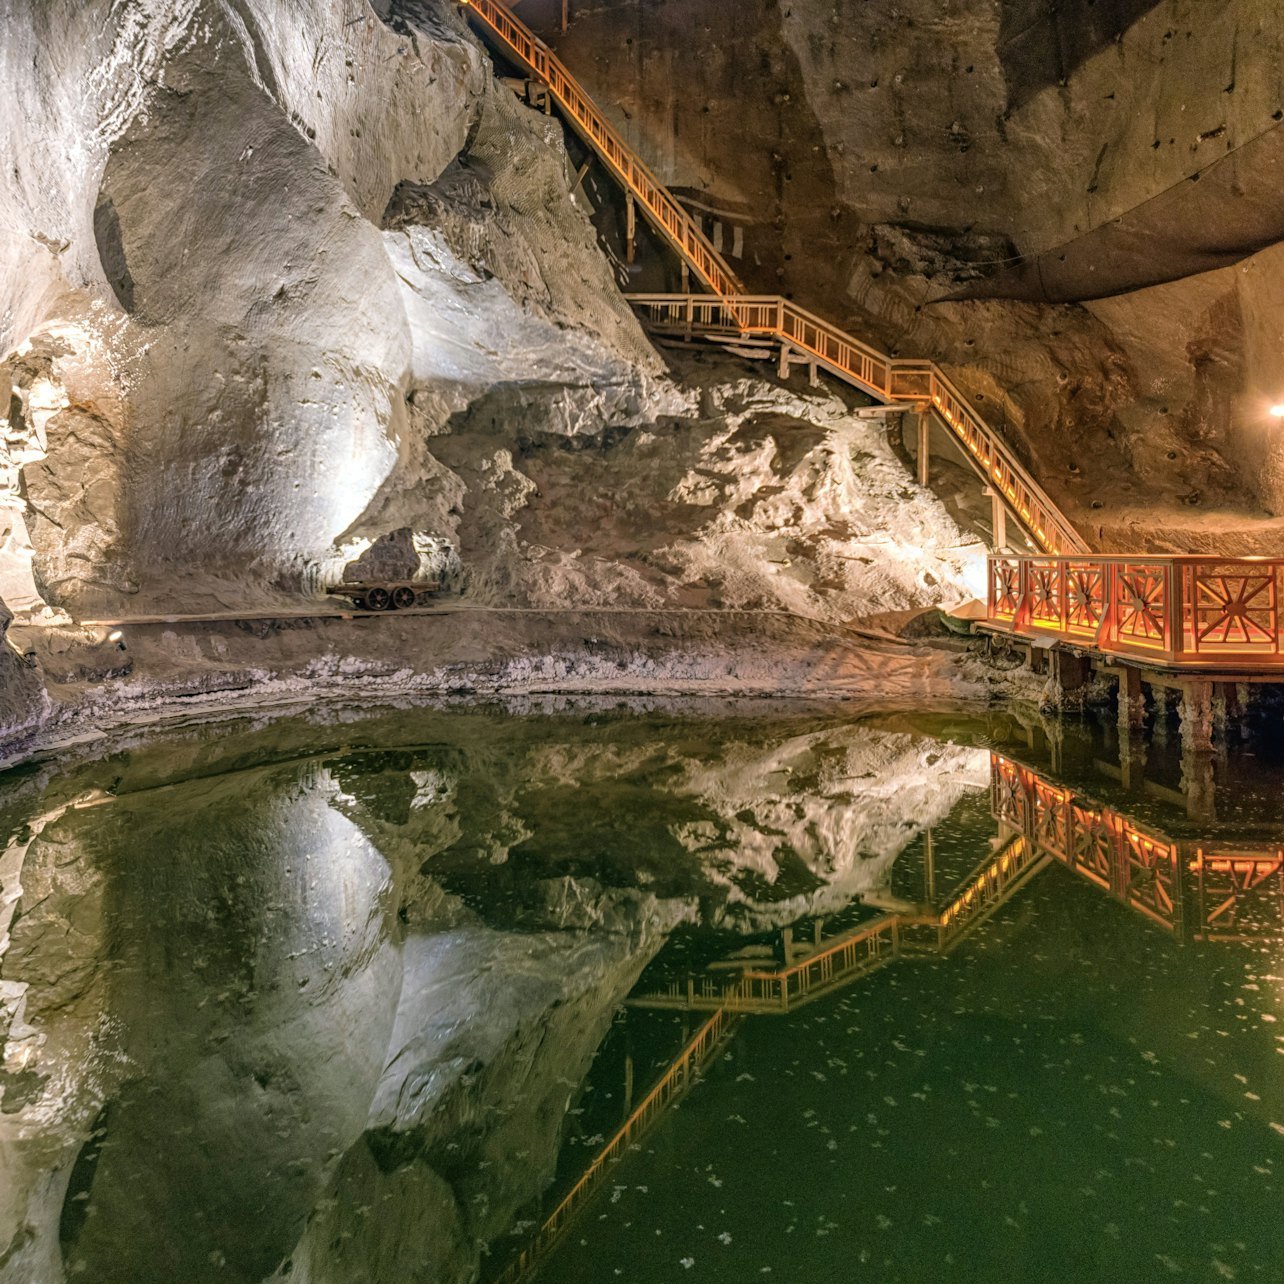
top-left (987, 554), bottom-right (1284, 668)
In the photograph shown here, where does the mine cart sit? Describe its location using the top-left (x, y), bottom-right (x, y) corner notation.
top-left (325, 580), bottom-right (439, 611)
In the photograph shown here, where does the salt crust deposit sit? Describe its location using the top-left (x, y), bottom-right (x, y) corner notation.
top-left (0, 711), bottom-right (992, 1282)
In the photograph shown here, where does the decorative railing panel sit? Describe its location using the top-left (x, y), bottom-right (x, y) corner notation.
top-left (987, 555), bottom-right (1284, 669)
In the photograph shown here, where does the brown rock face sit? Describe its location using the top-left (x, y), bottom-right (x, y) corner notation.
top-left (536, 0), bottom-right (1284, 526)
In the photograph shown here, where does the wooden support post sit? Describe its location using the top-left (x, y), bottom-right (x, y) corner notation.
top-left (808, 359), bottom-right (819, 388)
top-left (561, 0), bottom-right (568, 32)
top-left (623, 1053), bottom-right (634, 1117)
top-left (781, 926), bottom-right (794, 967)
top-left (569, 156), bottom-right (592, 196)
top-left (916, 412), bottom-right (930, 487)
top-left (778, 343), bottom-right (791, 381)
top-left (1116, 665), bottom-right (1145, 736)
top-left (1181, 749), bottom-right (1217, 824)
top-left (1212, 681), bottom-right (1239, 751)
top-left (1047, 720), bottom-right (1065, 775)
top-left (625, 192), bottom-right (636, 264)
top-left (680, 261), bottom-right (689, 292)
top-left (1180, 680), bottom-right (1214, 755)
top-left (923, 828), bottom-right (937, 905)
top-left (1149, 685), bottom-right (1176, 745)
top-left (985, 487), bottom-right (1008, 552)
top-left (1049, 649), bottom-right (1091, 710)
top-left (1119, 731), bottom-right (1147, 794)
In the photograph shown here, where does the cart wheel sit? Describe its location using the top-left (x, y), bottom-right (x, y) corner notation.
top-left (392, 586), bottom-right (416, 610)
top-left (364, 586), bottom-right (391, 611)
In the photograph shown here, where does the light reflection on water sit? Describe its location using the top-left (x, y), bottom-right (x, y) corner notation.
top-left (0, 700), bottom-right (1280, 1284)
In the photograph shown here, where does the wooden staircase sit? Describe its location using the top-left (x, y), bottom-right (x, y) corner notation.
top-left (456, 0), bottom-right (1088, 557)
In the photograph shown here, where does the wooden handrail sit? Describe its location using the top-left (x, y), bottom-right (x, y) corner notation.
top-left (490, 1007), bottom-right (737, 1284)
top-left (457, 0), bottom-right (743, 302)
top-left (987, 553), bottom-right (1284, 669)
top-left (991, 750), bottom-right (1284, 940)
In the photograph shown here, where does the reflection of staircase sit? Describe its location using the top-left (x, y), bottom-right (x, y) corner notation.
top-left (628, 835), bottom-right (1042, 1015)
top-left (491, 1008), bottom-right (738, 1284)
top-left (455, 0), bottom-right (1088, 557)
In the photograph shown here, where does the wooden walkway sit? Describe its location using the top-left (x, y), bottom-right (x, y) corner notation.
top-left (454, 0), bottom-right (1086, 559)
top-left (629, 294), bottom-right (1087, 557)
top-left (986, 553), bottom-right (1284, 673)
top-left (991, 750), bottom-right (1284, 941)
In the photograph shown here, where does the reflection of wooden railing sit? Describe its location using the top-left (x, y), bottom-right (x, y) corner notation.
top-left (991, 751), bottom-right (1284, 940)
top-left (934, 836), bottom-right (1048, 953)
top-left (457, 0), bottom-right (743, 302)
top-left (988, 554), bottom-right (1284, 669)
top-left (491, 1008), bottom-right (737, 1284)
top-left (633, 913), bottom-right (907, 1014)
top-left (631, 835), bottom-right (1044, 1014)
top-left (629, 294), bottom-right (1086, 557)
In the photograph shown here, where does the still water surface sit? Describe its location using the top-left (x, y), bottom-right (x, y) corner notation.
top-left (0, 701), bottom-right (1281, 1283)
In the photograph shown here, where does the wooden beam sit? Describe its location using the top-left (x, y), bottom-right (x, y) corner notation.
top-left (916, 412), bottom-right (930, 487)
top-left (569, 156), bottom-right (592, 196)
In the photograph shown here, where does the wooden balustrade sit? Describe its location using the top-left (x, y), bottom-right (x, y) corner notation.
top-left (457, 0), bottom-right (743, 302)
top-left (630, 293), bottom-right (1087, 557)
top-left (491, 1007), bottom-right (737, 1284)
top-left (987, 554), bottom-right (1284, 669)
top-left (935, 835), bottom-right (1046, 952)
top-left (458, 0), bottom-right (1086, 558)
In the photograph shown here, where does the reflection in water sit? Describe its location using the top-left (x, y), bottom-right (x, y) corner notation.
top-left (0, 702), bottom-right (1279, 1284)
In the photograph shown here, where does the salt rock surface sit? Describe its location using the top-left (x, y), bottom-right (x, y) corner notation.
top-left (554, 0), bottom-right (1284, 526)
top-left (2, 0), bottom-right (991, 637)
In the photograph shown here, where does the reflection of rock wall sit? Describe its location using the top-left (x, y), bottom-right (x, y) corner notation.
top-left (0, 709), bottom-right (991, 1283)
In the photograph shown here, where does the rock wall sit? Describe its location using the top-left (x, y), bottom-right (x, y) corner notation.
top-left (0, 0), bottom-right (996, 658)
top-left (0, 0), bottom-right (661, 620)
top-left (541, 0), bottom-right (1284, 531)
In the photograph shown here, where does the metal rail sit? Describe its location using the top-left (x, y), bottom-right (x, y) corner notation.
top-left (630, 293), bottom-right (1087, 556)
top-left (457, 0), bottom-right (743, 302)
top-left (491, 1007), bottom-right (738, 1284)
top-left (987, 553), bottom-right (1284, 670)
